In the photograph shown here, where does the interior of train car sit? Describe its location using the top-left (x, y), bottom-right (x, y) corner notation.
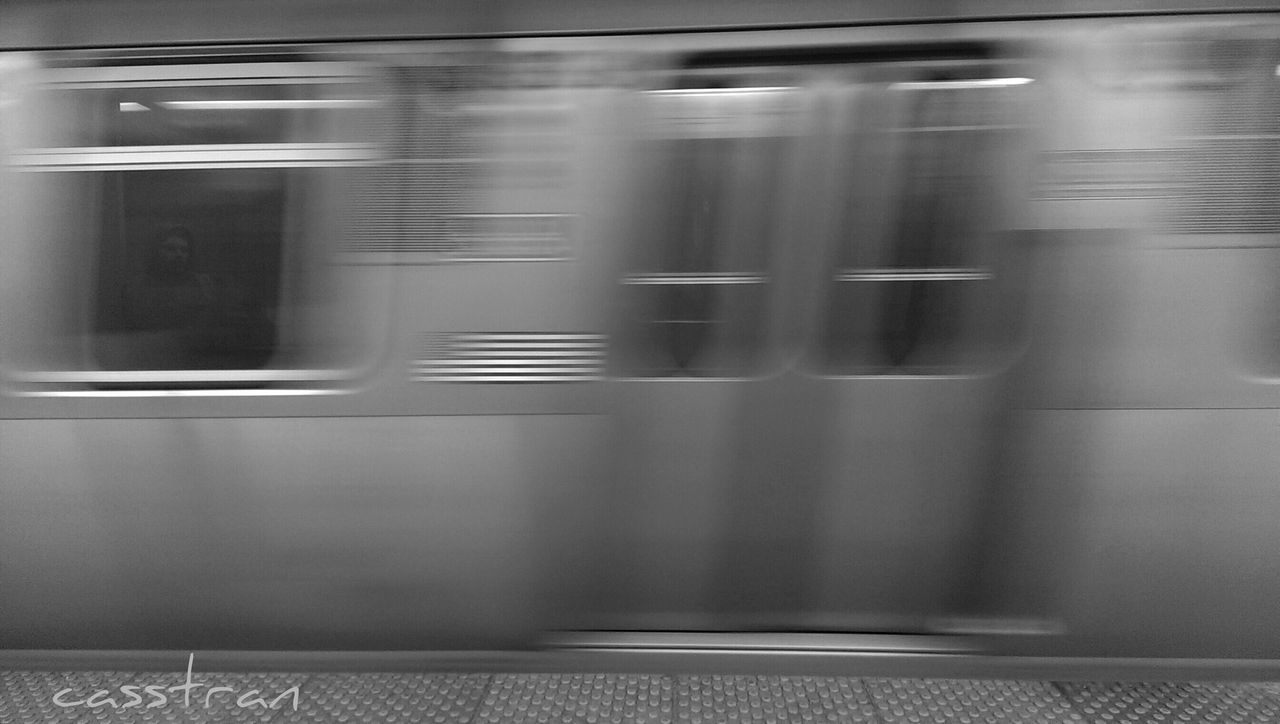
top-left (4, 0), bottom-right (1280, 721)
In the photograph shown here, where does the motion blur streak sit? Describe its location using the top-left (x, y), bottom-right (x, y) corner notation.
top-left (0, 0), bottom-right (1279, 674)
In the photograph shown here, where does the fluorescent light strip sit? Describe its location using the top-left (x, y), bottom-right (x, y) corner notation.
top-left (156, 99), bottom-right (378, 110)
top-left (646, 87), bottom-right (796, 96)
top-left (890, 77), bottom-right (1033, 90)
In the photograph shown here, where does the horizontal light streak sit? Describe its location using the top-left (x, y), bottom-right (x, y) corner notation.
top-left (646, 86), bottom-right (796, 97)
top-left (9, 368), bottom-right (349, 384)
top-left (890, 77), bottom-right (1033, 90)
top-left (623, 272), bottom-right (767, 286)
top-left (417, 333), bottom-right (605, 383)
top-left (836, 268), bottom-right (992, 282)
top-left (139, 99), bottom-right (378, 111)
top-left (10, 143), bottom-right (378, 169)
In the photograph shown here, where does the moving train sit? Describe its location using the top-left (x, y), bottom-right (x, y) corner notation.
top-left (1, 0), bottom-right (1280, 670)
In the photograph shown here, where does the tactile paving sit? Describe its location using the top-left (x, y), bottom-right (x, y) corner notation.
top-left (473, 674), bottom-right (669, 724)
top-left (1251, 682), bottom-right (1280, 700)
top-left (8, 671), bottom-right (1280, 724)
top-left (864, 678), bottom-right (1083, 724)
top-left (274, 673), bottom-right (490, 724)
top-left (1055, 681), bottom-right (1280, 724)
top-left (673, 676), bottom-right (878, 724)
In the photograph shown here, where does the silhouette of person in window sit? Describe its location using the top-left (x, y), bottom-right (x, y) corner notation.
top-left (128, 227), bottom-right (211, 331)
top-left (119, 227), bottom-right (212, 367)
top-left (122, 225), bottom-right (277, 369)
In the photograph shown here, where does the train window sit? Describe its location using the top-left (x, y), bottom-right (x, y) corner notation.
top-left (0, 62), bottom-right (389, 389)
top-left (815, 73), bottom-right (1029, 373)
top-left (612, 80), bottom-right (803, 377)
top-left (91, 169), bottom-right (287, 371)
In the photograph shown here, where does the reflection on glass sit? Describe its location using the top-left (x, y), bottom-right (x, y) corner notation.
top-left (879, 87), bottom-right (989, 366)
top-left (619, 92), bottom-right (789, 377)
top-left (820, 79), bottom-right (1018, 373)
top-left (92, 169), bottom-right (284, 372)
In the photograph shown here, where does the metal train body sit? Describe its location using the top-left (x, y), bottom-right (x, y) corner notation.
top-left (1, 0), bottom-right (1279, 666)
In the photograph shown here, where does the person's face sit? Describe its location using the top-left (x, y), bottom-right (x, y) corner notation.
top-left (160, 236), bottom-right (190, 269)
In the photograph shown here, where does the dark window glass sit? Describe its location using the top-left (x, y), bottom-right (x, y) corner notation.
top-left (92, 168), bottom-right (285, 371)
top-left (615, 84), bottom-right (796, 377)
top-left (818, 78), bottom-right (1024, 373)
top-left (4, 66), bottom-right (384, 387)
top-left (640, 136), bottom-right (780, 275)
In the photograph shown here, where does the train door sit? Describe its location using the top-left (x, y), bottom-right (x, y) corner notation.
top-left (596, 62), bottom-right (813, 629)
top-left (803, 62), bottom-right (1035, 633)
top-left (596, 44), bottom-right (1035, 635)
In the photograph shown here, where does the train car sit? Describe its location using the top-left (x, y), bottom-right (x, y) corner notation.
top-left (1, 0), bottom-right (1280, 674)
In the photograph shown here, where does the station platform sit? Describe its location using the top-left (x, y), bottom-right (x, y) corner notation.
top-left (6, 670), bottom-right (1280, 723)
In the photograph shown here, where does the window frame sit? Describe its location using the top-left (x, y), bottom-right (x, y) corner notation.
top-left (610, 79), bottom-right (809, 380)
top-left (807, 69), bottom-right (1034, 377)
top-left (0, 57), bottom-right (392, 391)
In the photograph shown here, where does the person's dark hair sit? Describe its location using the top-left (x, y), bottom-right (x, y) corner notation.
top-left (162, 226), bottom-right (194, 247)
top-left (145, 225), bottom-right (199, 279)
